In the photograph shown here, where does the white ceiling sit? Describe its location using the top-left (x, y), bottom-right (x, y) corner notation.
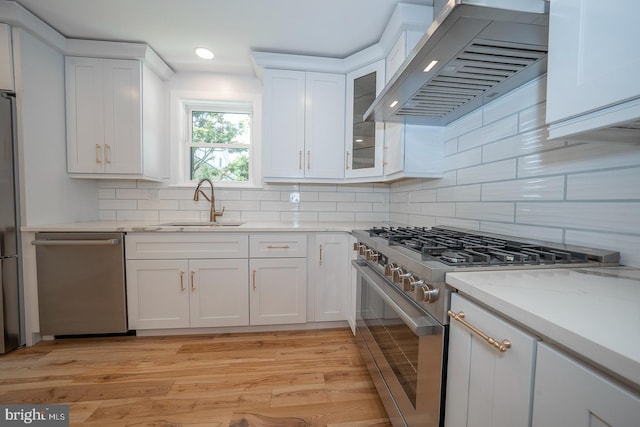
top-left (14, 0), bottom-right (433, 75)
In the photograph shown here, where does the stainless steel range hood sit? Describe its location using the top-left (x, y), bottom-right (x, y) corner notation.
top-left (365, 0), bottom-right (549, 125)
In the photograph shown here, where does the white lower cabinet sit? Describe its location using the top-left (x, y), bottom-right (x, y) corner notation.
top-left (125, 233), bottom-right (250, 330)
top-left (308, 233), bottom-right (351, 322)
top-left (445, 293), bottom-right (537, 427)
top-left (532, 342), bottom-right (640, 427)
top-left (249, 258), bottom-right (307, 325)
top-left (126, 259), bottom-right (248, 329)
top-left (249, 234), bottom-right (307, 325)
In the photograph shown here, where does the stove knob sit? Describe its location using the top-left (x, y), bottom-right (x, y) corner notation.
top-left (359, 245), bottom-right (369, 256)
top-left (395, 270), bottom-right (412, 285)
top-left (367, 250), bottom-right (380, 261)
top-left (416, 282), bottom-right (440, 304)
top-left (384, 263), bottom-right (399, 276)
top-left (353, 243), bottom-right (366, 252)
top-left (403, 275), bottom-right (424, 292)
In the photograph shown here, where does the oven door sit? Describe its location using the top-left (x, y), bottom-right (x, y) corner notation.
top-left (353, 260), bottom-right (446, 427)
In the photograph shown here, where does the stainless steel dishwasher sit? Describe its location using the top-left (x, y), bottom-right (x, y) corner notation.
top-left (32, 232), bottom-right (127, 335)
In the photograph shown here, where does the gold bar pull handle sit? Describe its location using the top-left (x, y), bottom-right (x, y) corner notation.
top-left (319, 244), bottom-right (323, 265)
top-left (307, 150), bottom-right (310, 170)
top-left (299, 150), bottom-right (302, 170)
top-left (179, 271), bottom-right (185, 291)
top-left (267, 244), bottom-right (290, 249)
top-left (448, 310), bottom-right (512, 353)
top-left (190, 271), bottom-right (196, 291)
top-left (104, 144), bottom-right (111, 164)
top-left (95, 144), bottom-right (102, 164)
top-left (345, 151), bottom-right (350, 170)
top-left (252, 270), bottom-right (257, 291)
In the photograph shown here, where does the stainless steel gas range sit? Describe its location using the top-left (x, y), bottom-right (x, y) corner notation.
top-left (351, 225), bottom-right (620, 427)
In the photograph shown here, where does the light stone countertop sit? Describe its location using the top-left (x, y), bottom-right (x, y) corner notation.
top-left (21, 220), bottom-right (388, 233)
top-left (446, 267), bottom-right (640, 392)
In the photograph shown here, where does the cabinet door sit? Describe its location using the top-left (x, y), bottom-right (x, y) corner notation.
top-left (345, 60), bottom-right (385, 179)
top-left (262, 69), bottom-right (305, 179)
top-left (189, 259), bottom-right (249, 328)
top-left (546, 0), bottom-right (640, 124)
top-left (304, 72), bottom-right (345, 178)
top-left (126, 259), bottom-right (190, 329)
top-left (103, 59), bottom-right (142, 174)
top-left (66, 57), bottom-right (105, 174)
top-left (312, 233), bottom-right (350, 322)
top-left (250, 258), bottom-right (307, 325)
top-left (532, 343), bottom-right (640, 427)
top-left (0, 24), bottom-right (14, 91)
top-left (445, 293), bottom-right (537, 427)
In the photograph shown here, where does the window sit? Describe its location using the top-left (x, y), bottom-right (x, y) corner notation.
top-left (185, 103), bottom-right (252, 184)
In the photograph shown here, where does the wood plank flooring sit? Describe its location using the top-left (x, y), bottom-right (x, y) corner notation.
top-left (0, 328), bottom-right (391, 426)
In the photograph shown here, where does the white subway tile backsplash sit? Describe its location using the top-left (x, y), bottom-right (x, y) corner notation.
top-left (456, 202), bottom-right (515, 223)
top-left (116, 210), bottom-right (159, 222)
top-left (457, 159), bottom-right (517, 185)
top-left (480, 222), bottom-right (563, 243)
top-left (280, 211), bottom-right (319, 222)
top-left (482, 77), bottom-right (546, 125)
top-left (299, 201), bottom-right (338, 212)
top-left (518, 102), bottom-right (547, 132)
top-left (420, 202), bottom-right (456, 217)
top-left (410, 189), bottom-right (438, 203)
top-left (137, 200), bottom-right (179, 211)
top-left (319, 192), bottom-right (356, 202)
top-left (116, 188), bottom-right (157, 200)
top-left (99, 199), bottom-right (137, 210)
top-left (518, 142), bottom-right (640, 178)
top-left (240, 211), bottom-right (281, 222)
top-left (336, 202), bottom-right (372, 213)
top-left (445, 109), bottom-right (482, 140)
top-left (567, 167), bottom-right (640, 200)
top-left (482, 177), bottom-right (565, 201)
top-left (444, 148), bottom-right (481, 172)
top-left (458, 116), bottom-right (518, 152)
top-left (319, 212), bottom-right (356, 222)
top-left (482, 128), bottom-right (562, 163)
top-left (98, 188), bottom-right (115, 200)
top-left (516, 202), bottom-right (640, 234)
top-left (437, 184), bottom-right (481, 202)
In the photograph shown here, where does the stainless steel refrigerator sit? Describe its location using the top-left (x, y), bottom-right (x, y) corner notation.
top-left (0, 91), bottom-right (21, 354)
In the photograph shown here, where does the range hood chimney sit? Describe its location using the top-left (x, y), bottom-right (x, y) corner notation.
top-left (365, 0), bottom-right (549, 125)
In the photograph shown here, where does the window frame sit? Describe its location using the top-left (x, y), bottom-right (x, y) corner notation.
top-left (169, 88), bottom-right (262, 189)
top-left (184, 102), bottom-right (253, 185)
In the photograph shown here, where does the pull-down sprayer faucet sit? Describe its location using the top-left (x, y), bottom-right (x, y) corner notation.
top-left (193, 178), bottom-right (224, 222)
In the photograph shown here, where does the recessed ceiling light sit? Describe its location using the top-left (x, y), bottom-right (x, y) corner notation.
top-left (389, 100), bottom-right (399, 108)
top-left (195, 47), bottom-right (214, 60)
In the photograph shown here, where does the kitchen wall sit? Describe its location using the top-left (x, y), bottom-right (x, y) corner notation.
top-left (13, 27), bottom-right (98, 226)
top-left (390, 76), bottom-right (640, 267)
top-left (98, 72), bottom-right (390, 224)
top-left (96, 71), bottom-right (640, 267)
top-left (97, 181), bottom-right (389, 224)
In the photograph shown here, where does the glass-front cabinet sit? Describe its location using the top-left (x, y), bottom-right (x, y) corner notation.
top-left (345, 60), bottom-right (385, 179)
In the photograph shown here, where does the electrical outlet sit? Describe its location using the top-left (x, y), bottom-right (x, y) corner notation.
top-left (289, 192), bottom-right (300, 203)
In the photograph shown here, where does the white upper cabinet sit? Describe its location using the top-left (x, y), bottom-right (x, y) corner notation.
top-left (383, 30), bottom-right (443, 180)
top-left (345, 59), bottom-right (385, 179)
top-left (0, 23), bottom-right (14, 91)
top-left (546, 0), bottom-right (640, 141)
top-left (65, 56), bottom-right (166, 180)
top-left (262, 68), bottom-right (345, 181)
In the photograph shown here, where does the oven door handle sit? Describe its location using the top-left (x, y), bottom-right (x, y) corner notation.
top-left (353, 260), bottom-right (439, 336)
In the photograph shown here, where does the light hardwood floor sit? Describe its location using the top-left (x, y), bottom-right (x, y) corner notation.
top-left (0, 328), bottom-right (391, 426)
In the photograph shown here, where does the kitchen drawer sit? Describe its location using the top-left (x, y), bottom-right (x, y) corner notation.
top-left (125, 233), bottom-right (249, 259)
top-left (250, 233), bottom-right (307, 258)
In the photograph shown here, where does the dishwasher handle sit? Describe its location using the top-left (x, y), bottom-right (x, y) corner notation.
top-left (31, 238), bottom-right (121, 246)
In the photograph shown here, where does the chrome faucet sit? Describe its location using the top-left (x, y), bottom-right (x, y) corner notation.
top-left (193, 178), bottom-right (224, 222)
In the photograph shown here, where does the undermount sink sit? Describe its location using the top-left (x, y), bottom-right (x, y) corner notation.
top-left (160, 221), bottom-right (244, 227)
